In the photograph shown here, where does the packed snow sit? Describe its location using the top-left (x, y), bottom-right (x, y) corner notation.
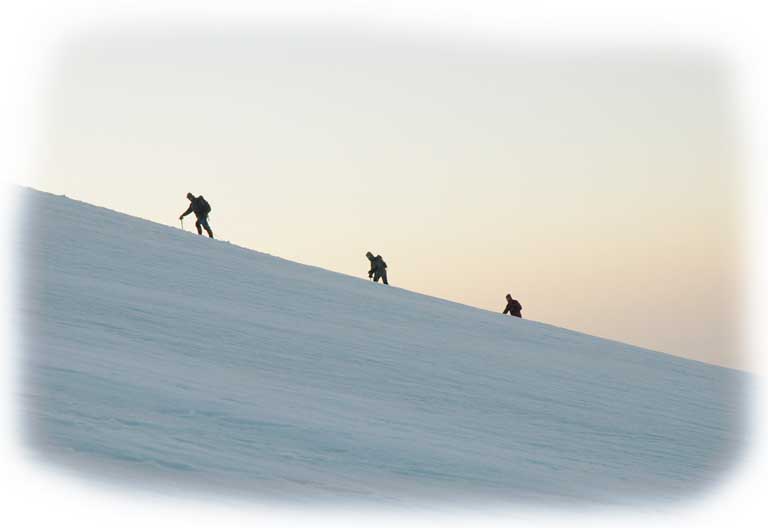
top-left (17, 187), bottom-right (747, 507)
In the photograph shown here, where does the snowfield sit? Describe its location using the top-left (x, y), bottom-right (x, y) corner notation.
top-left (18, 188), bottom-right (747, 507)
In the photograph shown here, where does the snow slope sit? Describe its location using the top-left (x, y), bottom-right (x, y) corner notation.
top-left (18, 188), bottom-right (747, 507)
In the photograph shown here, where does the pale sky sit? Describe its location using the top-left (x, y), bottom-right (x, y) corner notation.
top-left (34, 27), bottom-right (743, 369)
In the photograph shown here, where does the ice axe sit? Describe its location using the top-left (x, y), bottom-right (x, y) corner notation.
top-left (180, 217), bottom-right (184, 231)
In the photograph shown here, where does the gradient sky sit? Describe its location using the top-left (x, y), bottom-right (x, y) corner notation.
top-left (33, 27), bottom-right (742, 369)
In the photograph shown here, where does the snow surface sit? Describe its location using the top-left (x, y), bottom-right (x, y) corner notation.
top-left (18, 187), bottom-right (747, 507)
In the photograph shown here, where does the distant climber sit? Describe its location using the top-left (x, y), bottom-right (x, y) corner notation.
top-left (366, 251), bottom-right (388, 285)
top-left (179, 193), bottom-right (214, 238)
top-left (503, 294), bottom-right (522, 318)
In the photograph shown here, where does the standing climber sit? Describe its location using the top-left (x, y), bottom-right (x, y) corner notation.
top-left (365, 251), bottom-right (388, 285)
top-left (179, 192), bottom-right (214, 238)
top-left (503, 294), bottom-right (522, 318)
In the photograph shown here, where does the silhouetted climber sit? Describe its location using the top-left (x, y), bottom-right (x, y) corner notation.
top-left (366, 251), bottom-right (388, 285)
top-left (180, 193), bottom-right (214, 238)
top-left (503, 294), bottom-right (522, 318)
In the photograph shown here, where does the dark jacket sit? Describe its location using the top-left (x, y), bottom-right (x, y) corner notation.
top-left (503, 299), bottom-right (522, 318)
top-left (181, 196), bottom-right (209, 219)
top-left (367, 254), bottom-right (387, 276)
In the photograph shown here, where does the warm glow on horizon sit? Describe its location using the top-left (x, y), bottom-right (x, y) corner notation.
top-left (34, 27), bottom-right (742, 369)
